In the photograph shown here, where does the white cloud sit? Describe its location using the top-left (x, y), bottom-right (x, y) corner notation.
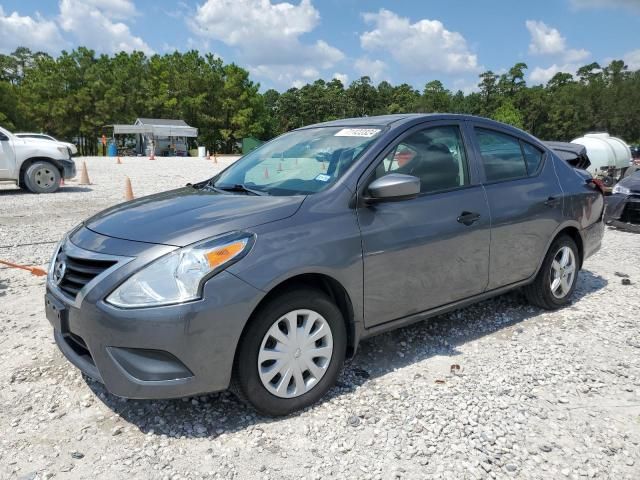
top-left (360, 9), bottom-right (479, 74)
top-left (570, 0), bottom-right (640, 12)
top-left (189, 0), bottom-right (344, 87)
top-left (525, 20), bottom-right (590, 64)
top-left (526, 20), bottom-right (591, 83)
top-left (623, 49), bottom-right (640, 69)
top-left (332, 72), bottom-right (349, 85)
top-left (452, 78), bottom-right (479, 95)
top-left (530, 63), bottom-right (581, 84)
top-left (354, 57), bottom-right (387, 82)
top-left (58, 0), bottom-right (153, 54)
top-left (250, 64), bottom-right (319, 89)
top-left (526, 20), bottom-right (566, 55)
top-left (76, 0), bottom-right (138, 20)
top-left (0, 6), bottom-right (67, 54)
top-left (564, 48), bottom-right (590, 62)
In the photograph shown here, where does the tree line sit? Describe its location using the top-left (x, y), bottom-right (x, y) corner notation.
top-left (1, 47), bottom-right (638, 154)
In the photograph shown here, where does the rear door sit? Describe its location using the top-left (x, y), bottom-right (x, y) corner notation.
top-left (469, 124), bottom-right (564, 289)
top-left (357, 121), bottom-right (491, 328)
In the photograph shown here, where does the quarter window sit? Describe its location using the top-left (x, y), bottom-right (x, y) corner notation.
top-left (372, 126), bottom-right (469, 194)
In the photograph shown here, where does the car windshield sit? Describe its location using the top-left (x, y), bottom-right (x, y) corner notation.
top-left (210, 126), bottom-right (384, 196)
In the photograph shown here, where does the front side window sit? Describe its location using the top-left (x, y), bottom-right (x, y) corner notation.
top-left (372, 125), bottom-right (469, 194)
top-left (212, 126), bottom-right (383, 196)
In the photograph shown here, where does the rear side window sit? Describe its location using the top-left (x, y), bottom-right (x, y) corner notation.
top-left (521, 141), bottom-right (543, 174)
top-left (475, 129), bottom-right (527, 182)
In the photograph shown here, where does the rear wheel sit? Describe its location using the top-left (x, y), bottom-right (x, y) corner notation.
top-left (232, 288), bottom-right (346, 416)
top-left (524, 235), bottom-right (579, 310)
top-left (24, 161), bottom-right (61, 193)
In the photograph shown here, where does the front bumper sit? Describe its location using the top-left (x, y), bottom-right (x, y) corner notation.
top-left (59, 159), bottom-right (76, 179)
top-left (45, 230), bottom-right (264, 399)
top-left (605, 194), bottom-right (640, 231)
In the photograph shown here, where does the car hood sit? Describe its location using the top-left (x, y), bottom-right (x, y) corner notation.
top-left (85, 186), bottom-right (305, 247)
top-left (12, 138), bottom-right (65, 157)
top-left (618, 171), bottom-right (640, 192)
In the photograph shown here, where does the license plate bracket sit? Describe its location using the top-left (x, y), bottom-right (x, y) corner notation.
top-left (45, 293), bottom-right (69, 331)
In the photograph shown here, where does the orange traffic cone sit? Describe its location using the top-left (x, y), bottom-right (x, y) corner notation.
top-left (149, 150), bottom-right (155, 160)
top-left (264, 167), bottom-right (270, 179)
top-left (124, 176), bottom-right (134, 201)
top-left (79, 161), bottom-right (91, 185)
top-left (116, 156), bottom-right (122, 164)
top-left (60, 178), bottom-right (65, 187)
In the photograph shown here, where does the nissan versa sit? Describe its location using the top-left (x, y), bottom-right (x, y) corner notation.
top-left (46, 114), bottom-right (605, 416)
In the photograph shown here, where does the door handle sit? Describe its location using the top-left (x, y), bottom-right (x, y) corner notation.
top-left (457, 211), bottom-right (481, 226)
top-left (544, 196), bottom-right (560, 207)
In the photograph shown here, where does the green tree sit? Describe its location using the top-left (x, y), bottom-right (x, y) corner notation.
top-left (492, 100), bottom-right (524, 129)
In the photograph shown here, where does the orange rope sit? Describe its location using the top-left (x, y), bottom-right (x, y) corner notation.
top-left (0, 260), bottom-right (47, 276)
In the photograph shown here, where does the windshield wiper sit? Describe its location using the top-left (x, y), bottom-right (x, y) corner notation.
top-left (213, 183), bottom-right (269, 196)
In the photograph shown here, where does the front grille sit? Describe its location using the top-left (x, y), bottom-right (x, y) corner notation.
top-left (621, 199), bottom-right (640, 224)
top-left (54, 249), bottom-right (117, 299)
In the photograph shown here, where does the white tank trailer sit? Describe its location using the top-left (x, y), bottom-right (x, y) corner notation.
top-left (571, 133), bottom-right (632, 186)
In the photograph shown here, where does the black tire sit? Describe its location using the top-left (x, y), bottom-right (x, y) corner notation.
top-left (24, 161), bottom-right (61, 193)
top-left (231, 288), bottom-right (347, 416)
top-left (524, 235), bottom-right (580, 310)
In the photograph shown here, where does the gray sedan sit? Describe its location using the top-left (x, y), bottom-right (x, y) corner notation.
top-left (45, 114), bottom-right (605, 415)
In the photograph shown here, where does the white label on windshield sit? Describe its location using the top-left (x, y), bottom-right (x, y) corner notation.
top-left (315, 174), bottom-right (331, 182)
top-left (334, 128), bottom-right (380, 137)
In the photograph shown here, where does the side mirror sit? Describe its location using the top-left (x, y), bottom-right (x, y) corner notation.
top-left (365, 173), bottom-right (420, 202)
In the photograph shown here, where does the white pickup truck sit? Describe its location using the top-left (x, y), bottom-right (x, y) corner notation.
top-left (0, 125), bottom-right (76, 193)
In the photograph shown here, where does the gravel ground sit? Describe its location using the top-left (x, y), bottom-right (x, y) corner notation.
top-left (1, 156), bottom-right (639, 480)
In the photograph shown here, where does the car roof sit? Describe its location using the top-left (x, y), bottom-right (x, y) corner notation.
top-left (300, 113), bottom-right (520, 130)
top-left (16, 133), bottom-right (51, 136)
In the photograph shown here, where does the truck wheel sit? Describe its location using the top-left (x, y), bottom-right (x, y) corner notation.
top-left (524, 235), bottom-right (579, 310)
top-left (24, 161), bottom-right (61, 194)
top-left (231, 288), bottom-right (347, 416)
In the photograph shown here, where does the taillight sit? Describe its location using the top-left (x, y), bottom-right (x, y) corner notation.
top-left (588, 178), bottom-right (606, 195)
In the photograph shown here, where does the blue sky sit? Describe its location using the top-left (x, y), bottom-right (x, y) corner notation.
top-left (0, 0), bottom-right (638, 92)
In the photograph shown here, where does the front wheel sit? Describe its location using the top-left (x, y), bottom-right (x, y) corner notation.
top-left (24, 161), bottom-right (61, 193)
top-left (524, 235), bottom-right (579, 310)
top-left (232, 288), bottom-right (346, 416)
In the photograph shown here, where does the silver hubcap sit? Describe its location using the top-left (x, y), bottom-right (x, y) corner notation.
top-left (550, 246), bottom-right (576, 299)
top-left (33, 167), bottom-right (56, 188)
top-left (258, 309), bottom-right (333, 399)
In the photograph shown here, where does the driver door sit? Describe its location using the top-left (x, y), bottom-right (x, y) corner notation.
top-left (356, 122), bottom-right (491, 328)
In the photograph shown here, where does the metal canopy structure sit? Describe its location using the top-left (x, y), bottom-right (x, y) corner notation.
top-left (111, 123), bottom-right (198, 138)
top-left (109, 118), bottom-right (198, 156)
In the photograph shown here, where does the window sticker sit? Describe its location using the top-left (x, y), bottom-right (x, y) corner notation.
top-left (315, 174), bottom-right (331, 182)
top-left (334, 128), bottom-right (380, 138)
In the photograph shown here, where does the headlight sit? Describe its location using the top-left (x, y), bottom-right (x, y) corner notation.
top-left (57, 146), bottom-right (69, 158)
top-left (48, 238), bottom-right (65, 281)
top-left (612, 184), bottom-right (630, 195)
top-left (107, 232), bottom-right (254, 308)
